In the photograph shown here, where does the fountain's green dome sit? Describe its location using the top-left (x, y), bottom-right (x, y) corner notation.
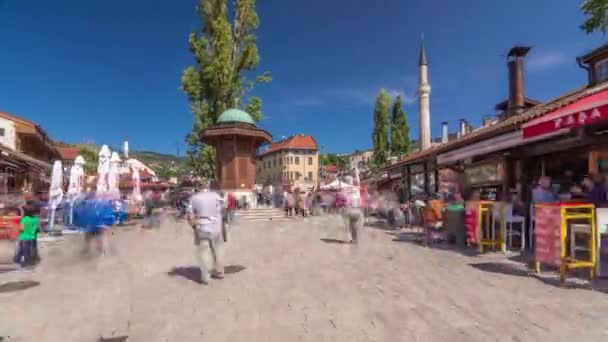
top-left (217, 109), bottom-right (255, 125)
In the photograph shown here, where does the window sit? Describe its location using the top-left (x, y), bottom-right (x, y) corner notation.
top-left (279, 158), bottom-right (282, 166)
top-left (308, 171), bottom-right (313, 180)
top-left (295, 157), bottom-right (300, 165)
top-left (290, 157), bottom-right (293, 164)
top-left (273, 159), bottom-right (276, 167)
top-left (597, 58), bottom-right (608, 83)
top-left (290, 171), bottom-right (293, 180)
top-left (0, 128), bottom-right (5, 137)
top-left (296, 172), bottom-right (301, 180)
top-left (308, 157), bottom-right (313, 165)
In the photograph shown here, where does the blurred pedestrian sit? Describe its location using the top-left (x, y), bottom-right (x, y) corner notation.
top-left (188, 183), bottom-right (224, 284)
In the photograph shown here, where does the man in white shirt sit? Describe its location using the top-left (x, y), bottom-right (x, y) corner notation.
top-left (344, 188), bottom-right (363, 243)
top-left (187, 183), bottom-right (224, 284)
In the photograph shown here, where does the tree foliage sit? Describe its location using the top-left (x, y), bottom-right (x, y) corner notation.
top-left (390, 95), bottom-right (411, 158)
top-left (320, 153), bottom-right (348, 170)
top-left (371, 89), bottom-right (391, 167)
top-left (78, 147), bottom-right (98, 175)
top-left (181, 0), bottom-right (271, 179)
top-left (581, 0), bottom-right (608, 34)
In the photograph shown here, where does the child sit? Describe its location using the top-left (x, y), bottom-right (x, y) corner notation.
top-left (15, 204), bottom-right (40, 267)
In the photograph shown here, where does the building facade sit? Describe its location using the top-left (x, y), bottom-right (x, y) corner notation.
top-left (0, 110), bottom-right (60, 200)
top-left (257, 135), bottom-right (319, 187)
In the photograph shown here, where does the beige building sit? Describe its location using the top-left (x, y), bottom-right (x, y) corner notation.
top-left (257, 134), bottom-right (319, 187)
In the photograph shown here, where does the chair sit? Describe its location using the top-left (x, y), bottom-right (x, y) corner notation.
top-left (503, 203), bottom-right (526, 252)
top-left (423, 207), bottom-right (443, 246)
top-left (569, 223), bottom-right (592, 261)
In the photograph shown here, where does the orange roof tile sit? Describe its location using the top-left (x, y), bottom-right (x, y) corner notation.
top-left (323, 165), bottom-right (339, 173)
top-left (56, 147), bottom-right (80, 161)
top-left (262, 134), bottom-right (318, 155)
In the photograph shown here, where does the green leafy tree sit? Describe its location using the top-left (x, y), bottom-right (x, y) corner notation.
top-left (581, 0), bottom-right (608, 34)
top-left (78, 147), bottom-right (99, 175)
top-left (320, 153), bottom-right (348, 170)
top-left (371, 89), bottom-right (391, 167)
top-left (390, 95), bottom-right (411, 158)
top-left (181, 0), bottom-right (271, 179)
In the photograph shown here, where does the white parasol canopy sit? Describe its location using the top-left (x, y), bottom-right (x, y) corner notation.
top-left (96, 145), bottom-right (112, 194)
top-left (320, 179), bottom-right (355, 190)
top-left (67, 155), bottom-right (85, 196)
top-left (131, 162), bottom-right (142, 203)
top-left (108, 151), bottom-right (122, 198)
top-left (49, 161), bottom-right (64, 210)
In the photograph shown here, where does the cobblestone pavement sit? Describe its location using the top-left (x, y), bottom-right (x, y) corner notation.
top-left (1, 215), bottom-right (608, 341)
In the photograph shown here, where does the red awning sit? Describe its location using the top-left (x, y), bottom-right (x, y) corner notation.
top-left (523, 89), bottom-right (608, 139)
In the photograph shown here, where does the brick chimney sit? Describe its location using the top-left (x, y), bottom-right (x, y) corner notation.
top-left (441, 122), bottom-right (448, 143)
top-left (507, 46), bottom-right (531, 116)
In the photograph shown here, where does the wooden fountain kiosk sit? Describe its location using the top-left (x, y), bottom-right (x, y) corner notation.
top-left (200, 109), bottom-right (272, 201)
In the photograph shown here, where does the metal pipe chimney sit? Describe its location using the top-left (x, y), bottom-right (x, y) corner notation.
top-left (459, 119), bottom-right (467, 136)
top-left (441, 122), bottom-right (448, 143)
top-left (507, 46), bottom-right (531, 115)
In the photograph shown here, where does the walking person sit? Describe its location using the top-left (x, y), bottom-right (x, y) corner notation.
top-left (344, 188), bottom-right (363, 244)
top-left (187, 183), bottom-right (224, 285)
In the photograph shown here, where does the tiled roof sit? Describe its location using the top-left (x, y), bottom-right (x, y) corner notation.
top-left (262, 134), bottom-right (318, 155)
top-left (0, 110), bottom-right (36, 126)
top-left (323, 165), bottom-right (339, 173)
top-left (383, 82), bottom-right (608, 173)
top-left (56, 147), bottom-right (80, 161)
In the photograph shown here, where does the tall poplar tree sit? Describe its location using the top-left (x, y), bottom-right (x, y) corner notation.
top-left (581, 0), bottom-right (608, 34)
top-left (371, 89), bottom-right (391, 166)
top-left (181, 0), bottom-right (271, 179)
top-left (390, 95), bottom-right (411, 158)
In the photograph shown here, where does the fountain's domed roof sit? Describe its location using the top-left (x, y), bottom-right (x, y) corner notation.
top-left (217, 108), bottom-right (255, 126)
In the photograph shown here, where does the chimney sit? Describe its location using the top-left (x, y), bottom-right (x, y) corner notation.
top-left (507, 46), bottom-right (531, 116)
top-left (482, 115), bottom-right (493, 127)
top-left (459, 119), bottom-right (467, 136)
top-left (465, 123), bottom-right (473, 134)
top-left (441, 122), bottom-right (448, 143)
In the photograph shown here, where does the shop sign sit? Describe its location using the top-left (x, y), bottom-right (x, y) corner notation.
top-left (409, 164), bottom-right (424, 174)
top-left (523, 103), bottom-right (608, 139)
top-left (464, 162), bottom-right (503, 185)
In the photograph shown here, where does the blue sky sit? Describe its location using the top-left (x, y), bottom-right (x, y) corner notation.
top-left (0, 0), bottom-right (606, 155)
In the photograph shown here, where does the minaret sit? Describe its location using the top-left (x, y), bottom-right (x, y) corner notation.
top-left (418, 36), bottom-right (431, 151)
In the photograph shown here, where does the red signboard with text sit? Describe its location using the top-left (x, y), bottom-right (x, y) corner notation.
top-left (523, 103), bottom-right (608, 139)
top-left (534, 205), bottom-right (562, 267)
top-left (465, 201), bottom-right (479, 245)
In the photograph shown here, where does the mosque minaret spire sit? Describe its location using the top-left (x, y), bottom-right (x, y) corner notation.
top-left (418, 34), bottom-right (431, 151)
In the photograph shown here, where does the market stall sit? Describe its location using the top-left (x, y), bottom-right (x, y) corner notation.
top-left (534, 202), bottom-right (597, 282)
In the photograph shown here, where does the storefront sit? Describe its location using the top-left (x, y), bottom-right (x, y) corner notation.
top-left (463, 159), bottom-right (506, 201)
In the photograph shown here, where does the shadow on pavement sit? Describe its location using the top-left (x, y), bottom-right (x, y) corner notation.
top-left (0, 280), bottom-right (40, 293)
top-left (320, 238), bottom-right (349, 244)
top-left (389, 231), bottom-right (480, 257)
top-left (469, 262), bottom-right (608, 293)
top-left (224, 265), bottom-right (246, 274)
top-left (98, 336), bottom-right (128, 342)
top-left (0, 266), bottom-right (17, 274)
top-left (168, 267), bottom-right (203, 284)
top-left (470, 262), bottom-right (530, 277)
top-left (365, 220), bottom-right (396, 231)
top-left (168, 265), bottom-right (247, 283)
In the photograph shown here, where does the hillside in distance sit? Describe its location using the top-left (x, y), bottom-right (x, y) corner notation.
top-left (56, 142), bottom-right (185, 172)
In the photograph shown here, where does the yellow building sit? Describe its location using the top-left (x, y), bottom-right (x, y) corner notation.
top-left (257, 134), bottom-right (319, 187)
